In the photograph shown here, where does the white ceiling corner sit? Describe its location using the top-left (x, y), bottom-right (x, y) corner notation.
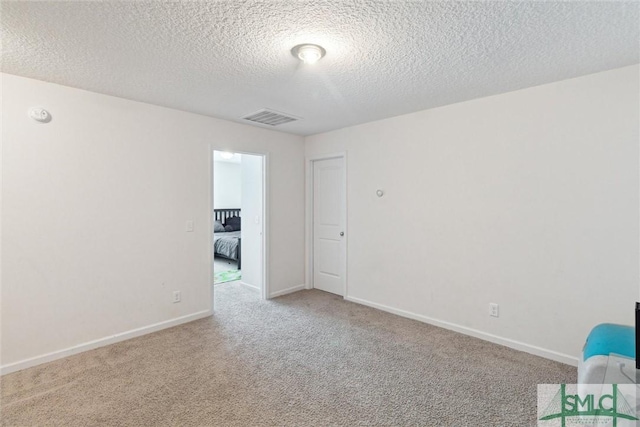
top-left (1, 1), bottom-right (638, 136)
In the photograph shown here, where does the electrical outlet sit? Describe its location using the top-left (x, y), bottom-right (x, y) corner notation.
top-left (173, 291), bottom-right (181, 303)
top-left (185, 220), bottom-right (194, 232)
top-left (489, 303), bottom-right (499, 318)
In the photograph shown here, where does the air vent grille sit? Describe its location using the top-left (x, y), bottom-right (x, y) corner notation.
top-left (242, 109), bottom-right (299, 126)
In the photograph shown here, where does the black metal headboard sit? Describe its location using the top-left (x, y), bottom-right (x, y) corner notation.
top-left (214, 208), bottom-right (240, 224)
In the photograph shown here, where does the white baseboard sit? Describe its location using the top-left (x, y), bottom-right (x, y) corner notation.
top-left (344, 295), bottom-right (579, 367)
top-left (0, 309), bottom-right (212, 376)
top-left (239, 281), bottom-right (260, 291)
top-left (269, 284), bottom-right (305, 298)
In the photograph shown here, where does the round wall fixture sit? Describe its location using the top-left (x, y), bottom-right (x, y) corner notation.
top-left (28, 107), bottom-right (52, 123)
top-left (376, 189), bottom-right (384, 197)
top-left (291, 44), bottom-right (326, 64)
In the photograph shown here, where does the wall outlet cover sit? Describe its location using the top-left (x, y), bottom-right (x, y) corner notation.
top-left (489, 303), bottom-right (499, 318)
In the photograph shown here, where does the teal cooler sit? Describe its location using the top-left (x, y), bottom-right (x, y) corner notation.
top-left (578, 323), bottom-right (635, 384)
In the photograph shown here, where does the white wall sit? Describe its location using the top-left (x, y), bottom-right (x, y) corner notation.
top-left (3, 64), bottom-right (637, 372)
top-left (213, 160), bottom-right (241, 209)
top-left (240, 154), bottom-right (263, 289)
top-left (306, 65), bottom-right (640, 365)
top-left (1, 73), bottom-right (305, 372)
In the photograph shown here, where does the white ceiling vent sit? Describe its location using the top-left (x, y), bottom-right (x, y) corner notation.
top-left (242, 109), bottom-right (299, 126)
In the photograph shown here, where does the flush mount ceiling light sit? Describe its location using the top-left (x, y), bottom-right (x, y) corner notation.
top-left (291, 44), bottom-right (326, 64)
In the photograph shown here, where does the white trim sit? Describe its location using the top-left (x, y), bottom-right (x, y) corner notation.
top-left (305, 158), bottom-right (313, 290)
top-left (0, 309), bottom-right (212, 375)
top-left (209, 144), bottom-right (215, 310)
top-left (344, 295), bottom-right (579, 367)
top-left (269, 284), bottom-right (305, 298)
top-left (239, 281), bottom-right (260, 291)
top-left (342, 153), bottom-right (348, 298)
top-left (261, 153), bottom-right (270, 301)
top-left (305, 151), bottom-right (348, 297)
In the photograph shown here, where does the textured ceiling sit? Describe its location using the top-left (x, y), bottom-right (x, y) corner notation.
top-left (1, 1), bottom-right (638, 136)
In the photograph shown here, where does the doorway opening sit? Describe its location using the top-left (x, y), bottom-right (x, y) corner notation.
top-left (212, 150), bottom-right (266, 301)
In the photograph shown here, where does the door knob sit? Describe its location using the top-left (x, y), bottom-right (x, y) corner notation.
top-left (340, 232), bottom-right (344, 236)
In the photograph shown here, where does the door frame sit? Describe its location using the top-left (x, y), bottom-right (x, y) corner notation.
top-left (210, 147), bottom-right (270, 305)
top-left (305, 152), bottom-right (348, 297)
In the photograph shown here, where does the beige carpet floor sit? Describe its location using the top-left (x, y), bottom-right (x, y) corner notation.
top-left (1, 283), bottom-right (575, 426)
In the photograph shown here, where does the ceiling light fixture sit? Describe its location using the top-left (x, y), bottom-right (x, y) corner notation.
top-left (220, 152), bottom-right (234, 160)
top-left (291, 44), bottom-right (326, 64)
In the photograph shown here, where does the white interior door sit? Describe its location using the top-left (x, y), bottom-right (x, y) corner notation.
top-left (240, 154), bottom-right (263, 291)
top-left (313, 157), bottom-right (345, 296)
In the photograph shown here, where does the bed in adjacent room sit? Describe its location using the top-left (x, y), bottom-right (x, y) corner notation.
top-left (214, 208), bottom-right (241, 269)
